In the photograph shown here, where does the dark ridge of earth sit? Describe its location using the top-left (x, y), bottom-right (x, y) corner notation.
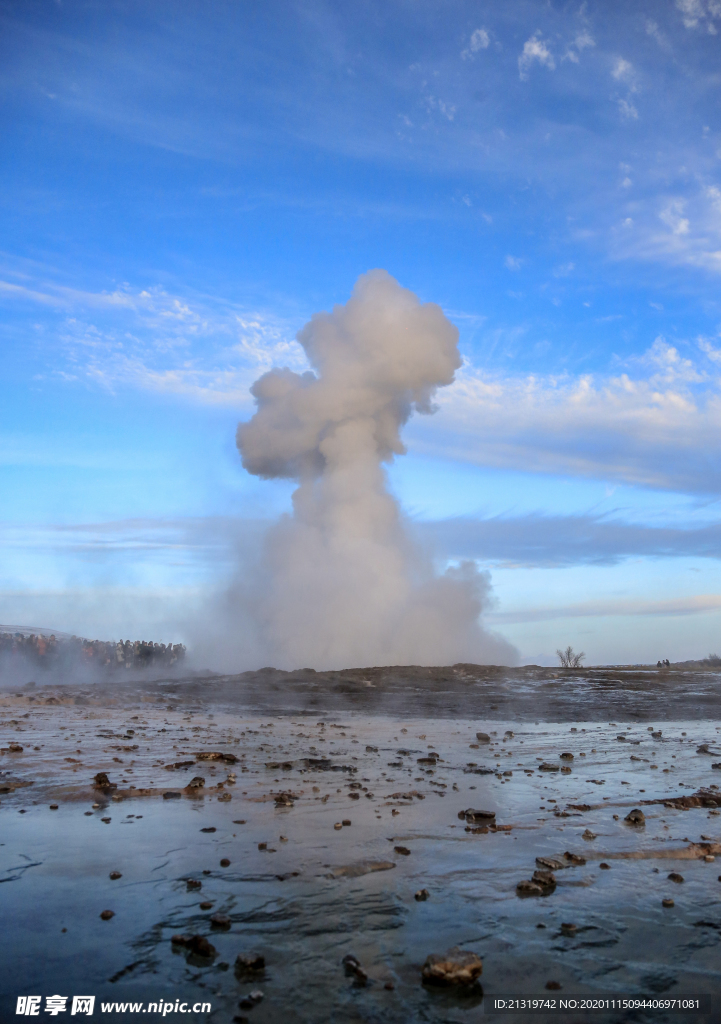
top-left (37, 661), bottom-right (721, 722)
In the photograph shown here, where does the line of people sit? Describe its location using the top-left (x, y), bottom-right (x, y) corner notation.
top-left (0, 631), bottom-right (186, 673)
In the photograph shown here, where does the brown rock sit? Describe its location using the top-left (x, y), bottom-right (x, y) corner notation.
top-left (415, 888), bottom-right (430, 901)
top-left (422, 947), bottom-right (482, 987)
top-left (109, 871), bottom-right (122, 880)
top-left (210, 913), bottom-right (231, 929)
top-left (220, 858), bottom-right (231, 867)
top-left (668, 872), bottom-right (684, 883)
top-left (394, 845), bottom-right (411, 855)
top-left (235, 952), bottom-right (265, 977)
top-left (99, 910), bottom-right (115, 920)
top-left (625, 809), bottom-right (645, 825)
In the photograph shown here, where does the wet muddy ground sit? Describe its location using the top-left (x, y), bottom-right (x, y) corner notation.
top-left (2, 668), bottom-right (721, 1023)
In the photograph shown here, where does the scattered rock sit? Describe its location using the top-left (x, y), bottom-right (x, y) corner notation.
top-left (187, 776), bottom-right (206, 789)
top-left (582, 829), bottom-right (597, 841)
top-left (200, 827), bottom-right (216, 833)
top-left (422, 947), bottom-right (482, 987)
top-left (625, 809), bottom-right (645, 825)
top-left (415, 888), bottom-right (430, 901)
top-left (662, 898), bottom-right (675, 908)
top-left (560, 922), bottom-right (577, 936)
top-left (238, 991), bottom-right (264, 1009)
top-left (234, 952), bottom-right (265, 978)
top-left (342, 954), bottom-right (368, 986)
top-left (163, 792), bottom-right (181, 800)
top-left (599, 862), bottom-right (610, 870)
top-left (164, 760), bottom-right (195, 770)
top-left (560, 752), bottom-right (574, 760)
top-left (668, 872), bottom-right (684, 883)
top-left (109, 871), bottom-right (122, 880)
top-left (99, 910), bottom-right (115, 920)
top-left (49, 804), bottom-right (58, 810)
top-left (458, 808), bottom-right (496, 823)
top-left (539, 763), bottom-right (560, 772)
top-left (394, 846), bottom-right (411, 856)
top-left (220, 858), bottom-right (231, 867)
top-left (334, 823), bottom-right (343, 831)
top-left (195, 752), bottom-right (238, 764)
top-left (200, 901), bottom-right (213, 910)
top-left (185, 878), bottom-right (202, 890)
top-left (517, 870), bottom-right (556, 897)
top-left (210, 913), bottom-right (231, 929)
top-left (475, 733), bottom-right (490, 743)
top-left (93, 772), bottom-right (114, 789)
top-left (342, 819), bottom-right (351, 826)
top-left (172, 934), bottom-right (216, 958)
top-left (546, 981), bottom-right (562, 991)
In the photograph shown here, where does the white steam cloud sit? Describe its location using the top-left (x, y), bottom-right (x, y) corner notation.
top-left (198, 270), bottom-right (517, 670)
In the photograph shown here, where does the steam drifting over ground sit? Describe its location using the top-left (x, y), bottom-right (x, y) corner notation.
top-left (191, 271), bottom-right (517, 671)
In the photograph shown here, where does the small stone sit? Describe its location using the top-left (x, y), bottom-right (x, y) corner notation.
top-left (101, 817), bottom-right (111, 824)
top-left (210, 913), bottom-right (231, 929)
top-left (258, 842), bottom-right (267, 850)
top-left (49, 804), bottom-right (58, 810)
top-left (200, 901), bottom-right (213, 909)
top-left (394, 845), bottom-right (411, 855)
top-left (200, 827), bottom-right (216, 833)
top-left (539, 762), bottom-right (560, 772)
top-left (109, 871), bottom-right (122, 880)
top-left (422, 946), bottom-right (482, 987)
top-left (560, 923), bottom-right (577, 936)
top-left (99, 910), bottom-right (115, 920)
top-left (582, 829), bottom-right (596, 840)
top-left (186, 878), bottom-right (202, 890)
top-left (476, 733), bottom-right (490, 743)
top-left (187, 776), bottom-right (206, 789)
top-left (662, 898), bottom-right (675, 908)
top-left (599, 862), bottom-right (610, 870)
top-left (238, 990), bottom-right (264, 1009)
top-left (668, 872), bottom-right (684, 883)
top-left (182, 934), bottom-right (216, 958)
top-left (546, 981), bottom-right (562, 990)
top-left (415, 888), bottom-right (430, 901)
top-left (235, 953), bottom-right (265, 977)
top-left (334, 823), bottom-right (343, 830)
top-left (704, 855), bottom-right (715, 862)
top-left (342, 953), bottom-right (368, 986)
top-left (624, 808), bottom-right (645, 825)
top-left (342, 819), bottom-right (351, 826)
top-left (560, 752), bottom-right (574, 760)
top-left (384, 981), bottom-right (395, 990)
top-left (163, 791), bottom-right (181, 800)
top-left (220, 858), bottom-right (231, 867)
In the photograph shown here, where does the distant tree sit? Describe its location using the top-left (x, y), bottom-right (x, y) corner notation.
top-left (703, 653), bottom-right (721, 667)
top-left (557, 645), bottom-right (585, 668)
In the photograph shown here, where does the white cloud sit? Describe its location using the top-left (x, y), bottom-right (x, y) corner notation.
top-left (563, 30), bottom-right (595, 63)
top-left (659, 199), bottom-right (690, 235)
top-left (461, 28), bottom-right (490, 60)
top-left (518, 33), bottom-right (555, 80)
top-left (408, 337), bottom-right (721, 495)
top-left (488, 594), bottom-right (721, 624)
top-left (612, 57), bottom-right (634, 82)
top-left (504, 255), bottom-right (523, 271)
top-left (646, 20), bottom-right (669, 47)
top-left (676, 0), bottom-right (721, 29)
top-left (618, 98), bottom-right (639, 120)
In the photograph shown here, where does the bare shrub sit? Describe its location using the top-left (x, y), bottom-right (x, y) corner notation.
top-left (556, 645), bottom-right (585, 668)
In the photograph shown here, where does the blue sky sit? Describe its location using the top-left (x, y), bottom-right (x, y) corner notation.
top-left (2, 0), bottom-right (721, 664)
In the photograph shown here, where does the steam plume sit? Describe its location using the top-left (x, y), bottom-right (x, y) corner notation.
top-left (216, 271), bottom-right (517, 670)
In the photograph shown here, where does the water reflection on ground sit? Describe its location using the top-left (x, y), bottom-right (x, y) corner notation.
top-left (1, 669), bottom-right (720, 1022)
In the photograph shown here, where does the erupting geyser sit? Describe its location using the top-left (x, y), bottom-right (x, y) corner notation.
top-left (208, 270), bottom-right (517, 670)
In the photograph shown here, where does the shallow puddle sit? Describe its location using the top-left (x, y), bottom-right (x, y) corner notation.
top-left (2, 680), bottom-right (721, 1022)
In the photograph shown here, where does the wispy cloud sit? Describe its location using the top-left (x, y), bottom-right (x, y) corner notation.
top-left (518, 33), bottom-right (555, 80)
top-left (488, 593), bottom-right (721, 624)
